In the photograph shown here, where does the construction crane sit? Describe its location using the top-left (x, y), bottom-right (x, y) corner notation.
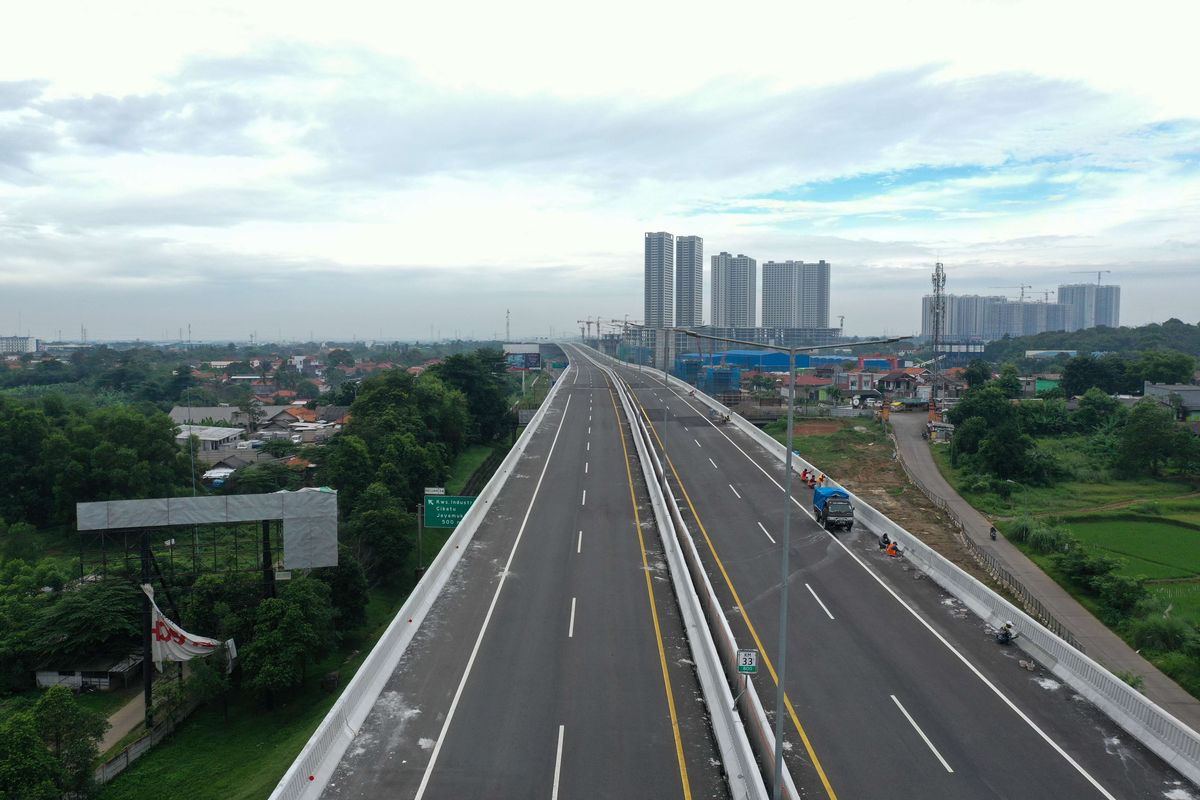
top-left (1072, 269), bottom-right (1112, 285)
top-left (988, 284), bottom-right (1033, 302)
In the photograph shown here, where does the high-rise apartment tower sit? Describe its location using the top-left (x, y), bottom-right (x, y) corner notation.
top-left (761, 260), bottom-right (830, 328)
top-left (674, 235), bottom-right (703, 327)
top-left (643, 232), bottom-right (674, 328)
top-left (711, 252), bottom-right (757, 327)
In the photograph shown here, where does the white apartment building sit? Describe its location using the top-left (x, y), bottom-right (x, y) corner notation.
top-left (711, 252), bottom-right (757, 328)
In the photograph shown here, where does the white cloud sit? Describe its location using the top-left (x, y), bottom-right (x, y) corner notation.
top-left (1, 0), bottom-right (1199, 338)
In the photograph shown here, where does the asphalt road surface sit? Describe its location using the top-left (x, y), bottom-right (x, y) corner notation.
top-left (595, 350), bottom-right (1194, 800)
top-left (320, 356), bottom-right (727, 800)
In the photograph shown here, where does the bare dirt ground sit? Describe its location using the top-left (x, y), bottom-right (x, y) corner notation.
top-left (789, 420), bottom-right (841, 436)
top-left (791, 417), bottom-right (993, 584)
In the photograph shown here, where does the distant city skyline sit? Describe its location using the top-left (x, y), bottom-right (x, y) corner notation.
top-left (1, 2), bottom-right (1197, 339)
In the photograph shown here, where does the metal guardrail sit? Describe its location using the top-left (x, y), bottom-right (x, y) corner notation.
top-left (889, 445), bottom-right (1085, 651)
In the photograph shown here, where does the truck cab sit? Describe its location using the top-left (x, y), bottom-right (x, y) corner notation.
top-left (813, 486), bottom-right (854, 532)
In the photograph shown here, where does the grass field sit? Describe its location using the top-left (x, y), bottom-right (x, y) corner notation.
top-left (445, 444), bottom-right (495, 494)
top-left (1065, 516), bottom-right (1200, 581)
top-left (764, 417), bottom-right (889, 474)
top-left (930, 445), bottom-right (1195, 518)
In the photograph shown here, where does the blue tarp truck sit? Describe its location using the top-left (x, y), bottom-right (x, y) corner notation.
top-left (813, 486), bottom-right (854, 532)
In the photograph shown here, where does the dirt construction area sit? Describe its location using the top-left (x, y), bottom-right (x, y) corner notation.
top-left (783, 416), bottom-right (992, 584)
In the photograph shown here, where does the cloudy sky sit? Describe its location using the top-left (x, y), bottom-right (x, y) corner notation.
top-left (2, 0), bottom-right (1198, 342)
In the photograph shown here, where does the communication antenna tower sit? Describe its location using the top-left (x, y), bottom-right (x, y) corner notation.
top-left (930, 262), bottom-right (946, 417)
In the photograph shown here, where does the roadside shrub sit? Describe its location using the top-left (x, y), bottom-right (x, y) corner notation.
top-left (1093, 574), bottom-right (1148, 621)
top-left (1151, 652), bottom-right (1200, 699)
top-left (1073, 465), bottom-right (1111, 483)
top-left (1126, 614), bottom-right (1194, 652)
top-left (1027, 524), bottom-right (1073, 555)
top-left (1133, 502), bottom-right (1163, 516)
top-left (1007, 516), bottom-right (1036, 543)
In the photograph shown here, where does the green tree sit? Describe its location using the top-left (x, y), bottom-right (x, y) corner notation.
top-left (1073, 387), bottom-right (1122, 431)
top-left (346, 484), bottom-right (413, 584)
top-left (949, 416), bottom-right (989, 466)
top-left (962, 359), bottom-right (993, 389)
top-left (186, 653), bottom-right (232, 722)
top-left (993, 363), bottom-right (1022, 399)
top-left (946, 386), bottom-right (1016, 428)
top-left (240, 578), bottom-right (332, 701)
top-left (34, 579), bottom-right (140, 665)
top-left (0, 711), bottom-right (61, 800)
top-left (326, 349), bottom-right (356, 368)
top-left (34, 685), bottom-right (107, 796)
top-left (431, 349), bottom-right (510, 443)
top-left (1062, 354), bottom-right (1113, 396)
top-left (1118, 398), bottom-right (1183, 475)
top-left (312, 546), bottom-right (370, 631)
top-left (978, 420), bottom-right (1034, 480)
top-left (1132, 350), bottom-right (1195, 386)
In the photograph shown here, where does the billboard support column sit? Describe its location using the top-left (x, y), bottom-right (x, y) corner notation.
top-left (141, 530), bottom-right (154, 730)
top-left (262, 520), bottom-right (276, 599)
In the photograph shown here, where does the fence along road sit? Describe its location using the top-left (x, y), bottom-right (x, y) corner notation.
top-left (606, 356), bottom-right (1193, 799)
top-left (318, 357), bottom-right (725, 800)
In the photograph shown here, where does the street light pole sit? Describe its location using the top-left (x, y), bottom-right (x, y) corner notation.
top-left (773, 346), bottom-right (796, 799)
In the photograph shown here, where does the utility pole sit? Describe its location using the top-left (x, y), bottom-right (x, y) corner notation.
top-left (505, 309), bottom-right (511, 343)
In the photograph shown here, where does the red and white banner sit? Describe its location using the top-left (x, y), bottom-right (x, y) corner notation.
top-left (141, 584), bottom-right (222, 665)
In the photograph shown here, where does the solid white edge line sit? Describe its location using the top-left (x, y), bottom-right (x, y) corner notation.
top-left (892, 694), bottom-right (954, 773)
top-left (708, 457), bottom-right (718, 469)
top-left (551, 725), bottom-right (565, 800)
top-left (805, 582), bottom-right (836, 621)
top-left (729, 484), bottom-right (741, 499)
top-left (577, 531), bottom-right (582, 554)
top-left (568, 597), bottom-right (576, 638)
top-left (620, 362), bottom-right (1119, 800)
top-left (413, 393), bottom-right (573, 800)
top-left (756, 521), bottom-right (776, 544)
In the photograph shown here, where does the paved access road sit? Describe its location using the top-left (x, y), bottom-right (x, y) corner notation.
top-left (600, 352), bottom-right (1192, 800)
top-left (321, 356), bottom-right (726, 800)
top-left (891, 410), bottom-right (1200, 732)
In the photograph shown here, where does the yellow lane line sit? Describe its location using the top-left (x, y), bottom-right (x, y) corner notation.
top-left (608, 384), bottom-right (693, 800)
top-left (631, 389), bottom-right (838, 800)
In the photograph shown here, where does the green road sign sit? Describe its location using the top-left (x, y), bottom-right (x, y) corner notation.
top-left (424, 495), bottom-right (476, 528)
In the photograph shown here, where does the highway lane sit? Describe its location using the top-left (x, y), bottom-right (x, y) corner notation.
top-left (594, 350), bottom-right (1189, 800)
top-left (322, 355), bottom-right (725, 800)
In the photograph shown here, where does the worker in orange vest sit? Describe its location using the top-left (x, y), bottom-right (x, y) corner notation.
top-left (886, 540), bottom-right (899, 558)
top-left (800, 468), bottom-right (810, 483)
top-left (817, 474), bottom-right (827, 488)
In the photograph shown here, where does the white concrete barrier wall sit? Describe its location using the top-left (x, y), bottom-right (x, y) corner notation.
top-left (587, 351), bottom-right (797, 800)
top-left (594, 349), bottom-right (1200, 789)
top-left (600, 361), bottom-right (769, 800)
top-left (270, 366), bottom-right (573, 800)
